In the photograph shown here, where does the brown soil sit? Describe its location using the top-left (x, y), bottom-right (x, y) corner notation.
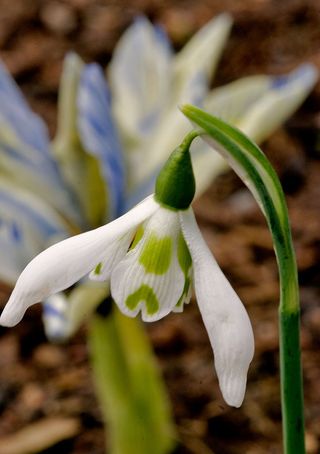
top-left (1, 1), bottom-right (320, 453)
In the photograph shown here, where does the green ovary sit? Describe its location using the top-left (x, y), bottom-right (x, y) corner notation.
top-left (125, 285), bottom-right (160, 315)
top-left (139, 233), bottom-right (172, 274)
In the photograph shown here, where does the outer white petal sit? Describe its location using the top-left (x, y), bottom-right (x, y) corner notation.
top-left (111, 207), bottom-right (185, 322)
top-left (0, 195), bottom-right (159, 327)
top-left (179, 209), bottom-right (254, 407)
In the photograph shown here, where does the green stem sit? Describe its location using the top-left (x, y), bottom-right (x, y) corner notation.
top-left (89, 303), bottom-right (176, 454)
top-left (279, 310), bottom-right (304, 453)
top-left (278, 242), bottom-right (305, 454)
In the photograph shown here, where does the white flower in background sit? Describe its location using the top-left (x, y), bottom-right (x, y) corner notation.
top-left (109, 16), bottom-right (318, 205)
top-left (0, 14), bottom-right (317, 341)
top-left (0, 134), bottom-right (254, 407)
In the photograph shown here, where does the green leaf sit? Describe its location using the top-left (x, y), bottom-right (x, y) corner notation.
top-left (89, 306), bottom-right (176, 454)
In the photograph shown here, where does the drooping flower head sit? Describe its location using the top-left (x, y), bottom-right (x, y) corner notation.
top-left (0, 131), bottom-right (254, 407)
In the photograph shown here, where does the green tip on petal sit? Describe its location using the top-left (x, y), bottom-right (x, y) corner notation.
top-left (155, 131), bottom-right (199, 210)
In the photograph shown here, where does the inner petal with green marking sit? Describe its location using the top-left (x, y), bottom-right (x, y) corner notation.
top-left (111, 206), bottom-right (188, 322)
top-left (139, 233), bottom-right (172, 274)
top-left (125, 284), bottom-right (159, 316)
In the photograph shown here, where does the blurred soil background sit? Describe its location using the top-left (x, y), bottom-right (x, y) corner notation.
top-left (0, 0), bottom-right (320, 453)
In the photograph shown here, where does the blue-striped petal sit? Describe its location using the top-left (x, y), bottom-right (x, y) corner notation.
top-left (0, 136), bottom-right (83, 227)
top-left (78, 63), bottom-right (125, 218)
top-left (0, 178), bottom-right (71, 285)
top-left (0, 60), bottom-right (50, 156)
top-left (109, 16), bottom-right (173, 147)
top-left (191, 64), bottom-right (319, 197)
top-left (0, 60), bottom-right (84, 226)
top-left (0, 60), bottom-right (69, 187)
top-left (236, 63), bottom-right (319, 143)
top-left (53, 53), bottom-right (108, 229)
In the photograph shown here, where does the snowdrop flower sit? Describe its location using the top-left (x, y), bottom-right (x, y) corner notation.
top-left (0, 14), bottom-right (233, 341)
top-left (0, 132), bottom-right (254, 407)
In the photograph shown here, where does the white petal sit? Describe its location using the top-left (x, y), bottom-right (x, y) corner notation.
top-left (179, 209), bottom-right (254, 407)
top-left (0, 195), bottom-right (159, 327)
top-left (111, 207), bottom-right (185, 322)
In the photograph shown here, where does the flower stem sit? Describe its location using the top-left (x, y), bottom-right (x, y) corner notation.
top-left (89, 302), bottom-right (176, 454)
top-left (278, 243), bottom-right (305, 454)
top-left (279, 310), bottom-right (304, 453)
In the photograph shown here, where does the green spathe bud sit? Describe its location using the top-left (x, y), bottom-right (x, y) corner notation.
top-left (155, 131), bottom-right (199, 210)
